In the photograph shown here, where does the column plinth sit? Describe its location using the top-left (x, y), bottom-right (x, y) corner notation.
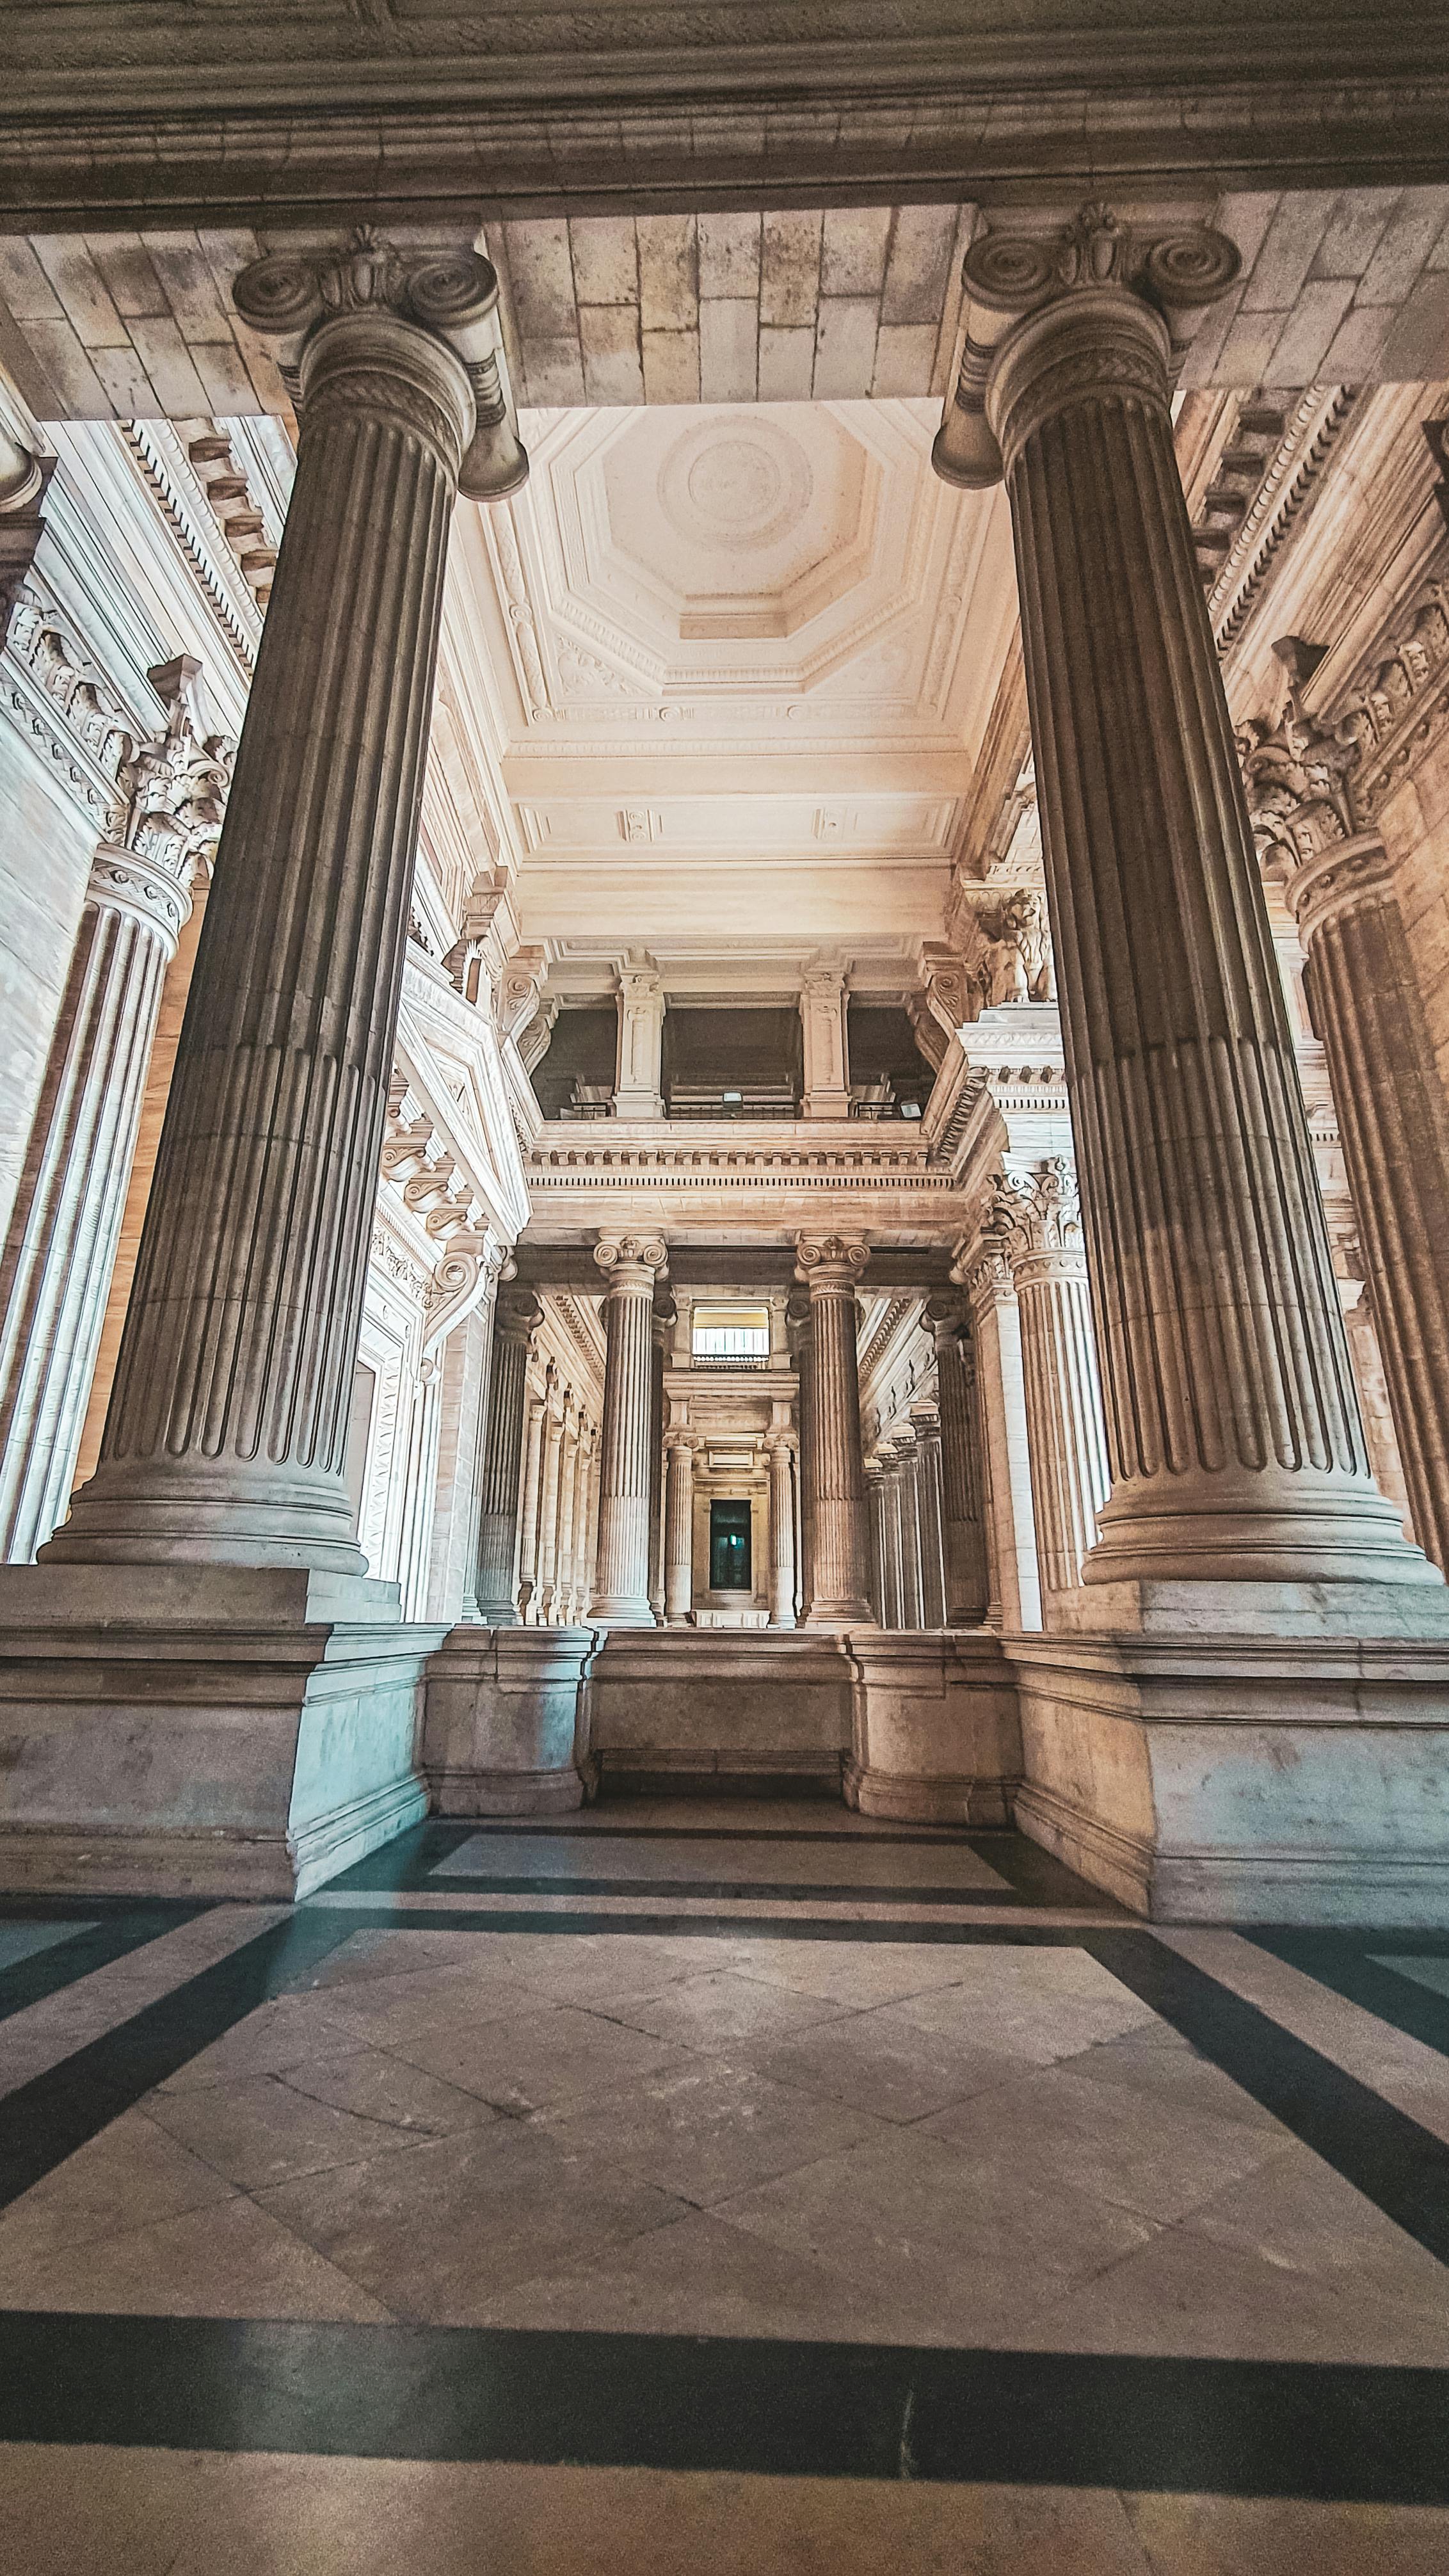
top-left (47, 253), bottom-right (493, 1576)
top-left (796, 1235), bottom-right (872, 1624)
top-left (979, 230), bottom-right (1436, 1596)
top-left (591, 1235), bottom-right (668, 1625)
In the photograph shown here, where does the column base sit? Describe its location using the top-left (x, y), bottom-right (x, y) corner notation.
top-left (1006, 1615), bottom-right (1449, 1925)
top-left (0, 1564), bottom-right (443, 1899)
top-left (589, 1596), bottom-right (657, 1628)
top-left (470, 1598), bottom-right (522, 1628)
top-left (804, 1598), bottom-right (875, 1627)
top-left (844, 1631), bottom-right (1021, 1827)
top-left (424, 1626), bottom-right (599, 1814)
top-left (1083, 1475), bottom-right (1441, 1591)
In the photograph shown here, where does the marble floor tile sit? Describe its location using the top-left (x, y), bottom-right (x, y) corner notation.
top-left (156, 1992), bottom-right (381, 2094)
top-left (0, 2189), bottom-right (393, 2321)
top-left (735, 2006), bottom-right (1026, 2125)
top-left (256, 2118), bottom-right (689, 2323)
top-left (303, 1962), bottom-right (547, 2051)
top-left (919, 2061), bottom-right (1293, 2224)
top-left (717, 2124), bottom-right (1157, 2343)
top-left (540, 2055), bottom-right (889, 2202)
top-left (1016, 2209), bottom-right (1449, 2365)
top-left (1377, 1953), bottom-right (1449, 2003)
top-left (1124, 2490), bottom-right (1449, 2575)
top-left (474, 1930), bottom-right (721, 2010)
top-left (143, 2068), bottom-right (451, 2191)
top-left (0, 2106), bottom-right (237, 2282)
top-left (389, 1999), bottom-right (696, 2114)
top-left (474, 2205), bottom-right (912, 2341)
top-left (0, 2449), bottom-right (1180, 2576)
top-left (1067, 2023), bottom-right (1289, 2132)
top-left (889, 1948), bottom-right (1160, 2064)
top-left (0, 1917), bottom-right (95, 1969)
top-left (1180, 2142), bottom-right (1449, 2317)
top-left (596, 1964), bottom-right (851, 2050)
top-left (443, 1827), bottom-right (1011, 1891)
top-left (697, 1934), bottom-right (989, 2009)
top-left (295, 1925), bottom-right (528, 1988)
top-left (275, 2042), bottom-right (502, 2138)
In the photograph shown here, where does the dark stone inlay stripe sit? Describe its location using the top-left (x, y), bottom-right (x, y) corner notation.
top-left (0, 1910), bottom-right (354, 2214)
top-left (0, 2312), bottom-right (1443, 2501)
top-left (420, 1874), bottom-right (1032, 1906)
top-left (1247, 1931), bottom-right (1449, 2065)
top-left (0, 1901), bottom-right (210, 2026)
top-left (1085, 1932), bottom-right (1449, 2271)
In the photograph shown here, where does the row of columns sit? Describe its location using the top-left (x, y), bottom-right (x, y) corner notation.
top-left (12, 206), bottom-right (1443, 1638)
top-left (607, 952), bottom-right (857, 1124)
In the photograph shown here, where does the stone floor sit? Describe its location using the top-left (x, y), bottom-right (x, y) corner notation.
top-left (1, 1801), bottom-right (1447, 2569)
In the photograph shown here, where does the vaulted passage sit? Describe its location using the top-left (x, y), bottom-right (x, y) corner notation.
top-left (3, 6), bottom-right (1449, 2559)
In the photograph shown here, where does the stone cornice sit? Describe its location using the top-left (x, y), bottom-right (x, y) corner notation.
top-left (1203, 387), bottom-right (1357, 653)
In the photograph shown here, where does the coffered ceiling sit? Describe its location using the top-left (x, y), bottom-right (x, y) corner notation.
top-left (449, 396), bottom-right (1018, 960)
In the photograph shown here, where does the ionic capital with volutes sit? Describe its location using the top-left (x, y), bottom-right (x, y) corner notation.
top-left (933, 201), bottom-right (1240, 490)
top-left (234, 226), bottom-right (527, 501)
top-left (593, 1233), bottom-right (669, 1295)
top-left (795, 1234), bottom-right (870, 1296)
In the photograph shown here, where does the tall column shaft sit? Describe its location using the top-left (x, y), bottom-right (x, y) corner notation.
top-left (663, 1434), bottom-right (695, 1624)
top-left (648, 1295), bottom-right (670, 1623)
top-left (535, 1401), bottom-right (564, 1621)
top-left (914, 1410), bottom-right (949, 1628)
top-left (788, 1289), bottom-right (815, 1619)
top-left (554, 1409), bottom-right (580, 1625)
top-left (567, 1427), bottom-right (594, 1622)
top-left (516, 1389), bottom-right (547, 1621)
top-left (50, 280), bottom-right (480, 1573)
top-left (927, 1300), bottom-right (989, 1622)
top-left (796, 1236), bottom-right (872, 1623)
top-left (963, 1249), bottom-right (1043, 1630)
top-left (468, 1284), bottom-right (540, 1623)
top-left (0, 853), bottom-right (185, 1561)
top-left (895, 1439), bottom-right (925, 1628)
top-left (978, 230), bottom-right (1429, 1592)
top-left (1289, 838), bottom-right (1449, 1577)
top-left (591, 1235), bottom-right (667, 1625)
top-left (995, 1162), bottom-right (1110, 1604)
top-left (767, 1434), bottom-right (797, 1628)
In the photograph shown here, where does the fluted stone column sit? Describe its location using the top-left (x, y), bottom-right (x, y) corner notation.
top-left (0, 668), bottom-right (230, 1562)
top-left (796, 1236), bottom-right (872, 1624)
top-left (925, 1298), bottom-right (989, 1624)
top-left (535, 1395), bottom-right (565, 1624)
top-left (767, 1433), bottom-right (797, 1628)
top-left (895, 1434), bottom-right (925, 1628)
top-left (992, 1161), bottom-right (1110, 1606)
top-left (878, 1464), bottom-right (904, 1628)
top-left (516, 1386), bottom-right (547, 1622)
top-left (591, 1234), bottom-right (668, 1625)
top-left (865, 1463), bottom-right (888, 1623)
top-left (47, 234), bottom-right (529, 1578)
top-left (949, 204), bottom-right (1432, 1597)
top-left (663, 1432), bottom-right (696, 1625)
top-left (787, 1288), bottom-right (815, 1620)
top-left (567, 1423), bottom-right (595, 1622)
top-left (648, 1292), bottom-right (671, 1624)
top-left (961, 1246), bottom-right (1042, 1631)
top-left (468, 1284), bottom-right (541, 1624)
top-left (1242, 707), bottom-right (1449, 1579)
top-left (913, 1406), bottom-right (949, 1629)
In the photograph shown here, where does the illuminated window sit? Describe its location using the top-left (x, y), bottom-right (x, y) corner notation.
top-left (692, 1304), bottom-right (769, 1357)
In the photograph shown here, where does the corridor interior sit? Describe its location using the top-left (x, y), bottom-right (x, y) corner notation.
top-left (2, 1794), bottom-right (1447, 2570)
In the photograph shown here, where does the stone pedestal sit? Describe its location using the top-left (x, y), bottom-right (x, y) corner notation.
top-left (424, 1624), bottom-right (596, 1815)
top-left (844, 1630), bottom-right (1022, 1826)
top-left (614, 953), bottom-right (665, 1119)
top-left (591, 1233), bottom-right (668, 1625)
top-left (588, 1628), bottom-right (851, 1796)
top-left (800, 962), bottom-right (851, 1120)
top-left (796, 1234), bottom-right (872, 1624)
top-left (0, 1567), bottom-right (442, 1896)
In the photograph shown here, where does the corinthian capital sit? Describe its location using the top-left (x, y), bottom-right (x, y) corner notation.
top-left (933, 200), bottom-right (1240, 490)
top-left (989, 1158), bottom-right (1084, 1261)
top-left (233, 225), bottom-right (527, 501)
top-left (109, 656), bottom-right (233, 886)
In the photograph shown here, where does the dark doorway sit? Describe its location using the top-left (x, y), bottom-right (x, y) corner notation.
top-left (709, 1498), bottom-right (752, 1591)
